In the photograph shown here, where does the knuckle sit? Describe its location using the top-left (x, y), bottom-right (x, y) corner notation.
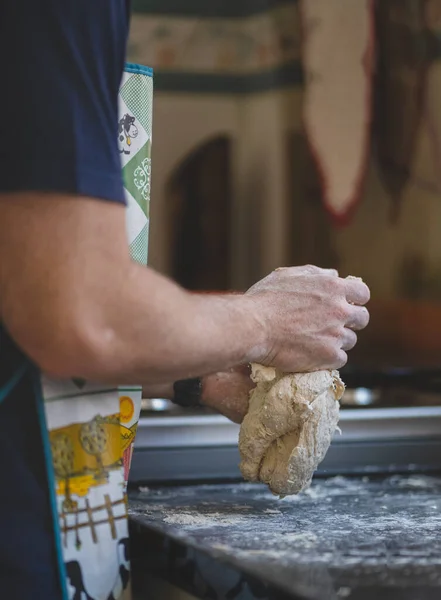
top-left (322, 343), bottom-right (347, 368)
top-left (361, 283), bottom-right (371, 303)
top-left (348, 280), bottom-right (371, 305)
top-left (353, 306), bottom-right (370, 329)
top-left (346, 330), bottom-right (358, 349)
top-left (281, 267), bottom-right (300, 277)
top-left (301, 264), bottom-right (322, 275)
top-left (362, 306), bottom-right (370, 325)
top-left (323, 344), bottom-right (341, 365)
top-left (336, 325), bottom-right (347, 341)
top-left (334, 300), bottom-right (350, 322)
top-left (326, 326), bottom-right (344, 343)
top-left (327, 276), bottom-right (344, 294)
top-left (337, 351), bottom-right (348, 368)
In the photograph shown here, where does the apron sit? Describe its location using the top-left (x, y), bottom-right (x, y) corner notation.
top-left (1, 63), bottom-right (153, 600)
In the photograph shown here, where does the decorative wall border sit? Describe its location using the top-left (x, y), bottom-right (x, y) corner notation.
top-left (152, 62), bottom-right (302, 93)
top-left (132, 0), bottom-right (298, 19)
top-left (127, 5), bottom-right (302, 93)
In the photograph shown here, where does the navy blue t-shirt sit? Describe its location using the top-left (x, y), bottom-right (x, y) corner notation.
top-left (0, 1), bottom-right (129, 598)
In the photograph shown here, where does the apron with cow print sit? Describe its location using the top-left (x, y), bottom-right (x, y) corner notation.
top-left (40, 63), bottom-right (153, 600)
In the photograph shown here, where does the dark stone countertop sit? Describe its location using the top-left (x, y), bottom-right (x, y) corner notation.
top-left (128, 475), bottom-right (441, 600)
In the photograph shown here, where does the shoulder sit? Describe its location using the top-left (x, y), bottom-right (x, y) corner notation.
top-left (0, 0), bottom-right (130, 204)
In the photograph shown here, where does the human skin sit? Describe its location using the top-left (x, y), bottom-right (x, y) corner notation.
top-left (0, 193), bottom-right (370, 421)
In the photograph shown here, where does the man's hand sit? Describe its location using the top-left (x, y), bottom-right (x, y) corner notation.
top-left (200, 266), bottom-right (370, 423)
top-left (245, 265), bottom-right (370, 372)
top-left (201, 365), bottom-right (255, 424)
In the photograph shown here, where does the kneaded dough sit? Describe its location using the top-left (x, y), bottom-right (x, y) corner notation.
top-left (239, 365), bottom-right (345, 497)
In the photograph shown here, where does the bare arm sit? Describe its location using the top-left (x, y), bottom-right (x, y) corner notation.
top-left (141, 367), bottom-right (256, 424)
top-left (0, 193), bottom-right (370, 386)
top-left (0, 194), bottom-right (265, 384)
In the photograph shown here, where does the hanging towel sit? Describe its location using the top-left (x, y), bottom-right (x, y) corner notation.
top-left (300, 0), bottom-right (374, 224)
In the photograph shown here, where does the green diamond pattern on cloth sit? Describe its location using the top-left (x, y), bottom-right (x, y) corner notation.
top-left (129, 222), bottom-right (149, 265)
top-left (122, 140), bottom-right (151, 217)
top-left (120, 73), bottom-right (153, 139)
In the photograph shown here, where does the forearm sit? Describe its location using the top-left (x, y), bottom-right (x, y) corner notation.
top-left (142, 367), bottom-right (256, 425)
top-left (142, 382), bottom-right (174, 400)
top-left (0, 194), bottom-right (265, 385)
top-left (6, 265), bottom-right (263, 386)
top-left (97, 266), bottom-right (263, 385)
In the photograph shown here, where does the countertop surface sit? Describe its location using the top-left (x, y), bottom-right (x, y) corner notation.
top-left (128, 475), bottom-right (441, 600)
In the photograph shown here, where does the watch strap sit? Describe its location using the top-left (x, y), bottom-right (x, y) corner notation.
top-left (172, 377), bottom-right (202, 408)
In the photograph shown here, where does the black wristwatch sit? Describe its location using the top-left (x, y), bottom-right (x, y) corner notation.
top-left (172, 377), bottom-right (203, 408)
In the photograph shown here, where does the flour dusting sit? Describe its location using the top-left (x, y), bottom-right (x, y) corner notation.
top-left (163, 511), bottom-right (243, 527)
top-left (391, 475), bottom-right (439, 489)
top-left (282, 532), bottom-right (318, 547)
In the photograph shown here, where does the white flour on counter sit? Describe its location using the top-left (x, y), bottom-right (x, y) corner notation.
top-left (163, 511), bottom-right (243, 527)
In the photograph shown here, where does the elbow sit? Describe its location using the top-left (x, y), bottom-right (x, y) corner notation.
top-left (9, 315), bottom-right (116, 382)
top-left (42, 332), bottom-right (111, 382)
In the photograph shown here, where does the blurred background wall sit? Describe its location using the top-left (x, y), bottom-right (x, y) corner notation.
top-left (127, 0), bottom-right (441, 366)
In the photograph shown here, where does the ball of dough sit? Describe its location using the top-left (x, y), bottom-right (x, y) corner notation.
top-left (239, 365), bottom-right (345, 497)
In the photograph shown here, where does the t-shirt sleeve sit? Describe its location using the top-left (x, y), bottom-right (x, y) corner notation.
top-left (0, 0), bottom-right (130, 204)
